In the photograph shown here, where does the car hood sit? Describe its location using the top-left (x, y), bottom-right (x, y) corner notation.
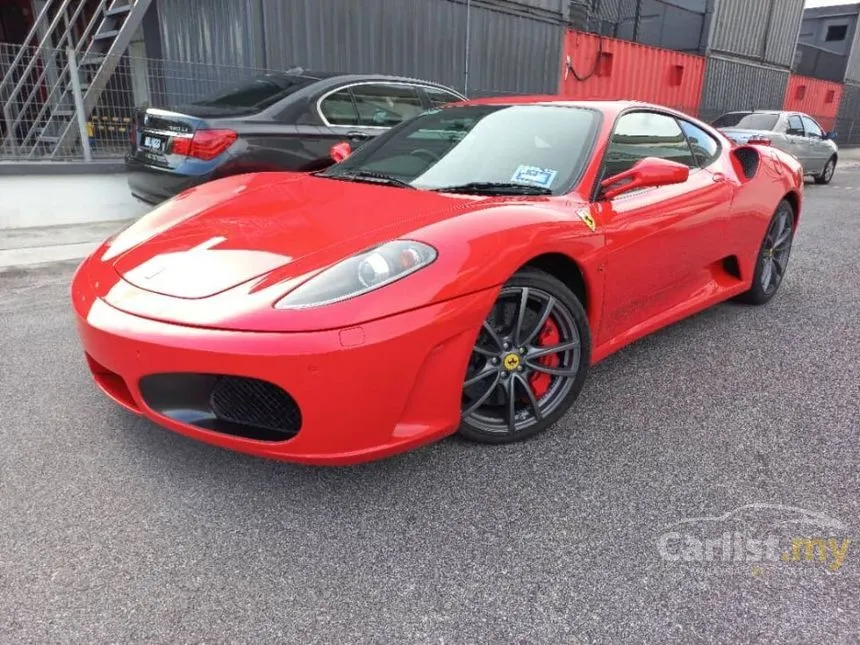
top-left (101, 172), bottom-right (485, 299)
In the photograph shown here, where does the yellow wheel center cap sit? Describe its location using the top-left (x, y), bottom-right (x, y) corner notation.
top-left (503, 353), bottom-right (521, 371)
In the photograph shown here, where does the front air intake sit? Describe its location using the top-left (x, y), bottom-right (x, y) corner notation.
top-left (138, 373), bottom-right (302, 441)
top-left (209, 376), bottom-right (302, 436)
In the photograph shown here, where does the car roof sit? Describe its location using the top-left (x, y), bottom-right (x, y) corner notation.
top-left (263, 69), bottom-right (464, 91)
top-left (452, 95), bottom-right (683, 117)
top-left (720, 110), bottom-right (792, 116)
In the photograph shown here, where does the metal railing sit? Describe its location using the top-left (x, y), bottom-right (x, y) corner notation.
top-left (2, 40), bottom-right (860, 163)
top-left (1, 42), bottom-right (281, 161)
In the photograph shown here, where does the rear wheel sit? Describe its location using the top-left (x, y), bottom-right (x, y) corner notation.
top-left (458, 269), bottom-right (591, 444)
top-left (736, 199), bottom-right (795, 305)
top-left (815, 156), bottom-right (836, 185)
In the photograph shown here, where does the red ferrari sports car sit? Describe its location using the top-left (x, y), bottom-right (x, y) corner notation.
top-left (71, 97), bottom-right (803, 465)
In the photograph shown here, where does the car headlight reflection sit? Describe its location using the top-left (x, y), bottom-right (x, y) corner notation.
top-left (274, 240), bottom-right (437, 309)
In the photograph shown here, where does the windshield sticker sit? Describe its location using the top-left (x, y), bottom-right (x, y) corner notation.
top-left (511, 165), bottom-right (558, 188)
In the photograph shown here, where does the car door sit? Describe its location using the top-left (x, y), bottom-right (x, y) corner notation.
top-left (784, 113), bottom-right (813, 171)
top-left (311, 85), bottom-right (377, 157)
top-left (596, 111), bottom-right (734, 346)
top-left (800, 114), bottom-right (829, 173)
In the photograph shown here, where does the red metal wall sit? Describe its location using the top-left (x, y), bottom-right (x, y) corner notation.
top-left (782, 75), bottom-right (844, 131)
top-left (558, 30), bottom-right (705, 118)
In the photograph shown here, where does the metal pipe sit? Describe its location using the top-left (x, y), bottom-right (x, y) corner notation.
top-left (464, 0), bottom-right (471, 96)
top-left (67, 48), bottom-right (92, 162)
top-left (632, 0), bottom-right (641, 42)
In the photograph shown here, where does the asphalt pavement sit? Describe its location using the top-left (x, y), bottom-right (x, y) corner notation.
top-left (1, 167), bottom-right (859, 644)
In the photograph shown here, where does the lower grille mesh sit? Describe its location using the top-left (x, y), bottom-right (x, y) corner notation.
top-left (209, 376), bottom-right (302, 437)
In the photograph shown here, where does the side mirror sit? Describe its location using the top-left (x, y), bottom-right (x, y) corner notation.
top-left (330, 141), bottom-right (352, 163)
top-left (824, 130), bottom-right (837, 141)
top-left (600, 157), bottom-right (690, 200)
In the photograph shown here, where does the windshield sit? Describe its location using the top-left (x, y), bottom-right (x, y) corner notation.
top-left (712, 112), bottom-right (779, 130)
top-left (318, 104), bottom-right (601, 195)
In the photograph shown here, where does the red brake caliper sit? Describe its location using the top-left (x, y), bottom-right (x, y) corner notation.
top-left (528, 317), bottom-right (560, 398)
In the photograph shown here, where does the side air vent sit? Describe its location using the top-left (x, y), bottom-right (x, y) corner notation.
top-left (732, 146), bottom-right (760, 180)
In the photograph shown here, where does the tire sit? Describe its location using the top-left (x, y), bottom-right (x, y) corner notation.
top-left (815, 156), bottom-right (836, 185)
top-left (735, 199), bottom-right (795, 306)
top-left (458, 268), bottom-right (591, 444)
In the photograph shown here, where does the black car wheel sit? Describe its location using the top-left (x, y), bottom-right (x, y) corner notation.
top-left (815, 156), bottom-right (836, 185)
top-left (736, 199), bottom-right (795, 305)
top-left (459, 268), bottom-right (591, 444)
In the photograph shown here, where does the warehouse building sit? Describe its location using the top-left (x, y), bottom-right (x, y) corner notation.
top-left (2, 0), bottom-right (860, 160)
top-left (795, 1), bottom-right (860, 145)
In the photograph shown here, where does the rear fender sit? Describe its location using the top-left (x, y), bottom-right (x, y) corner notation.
top-left (726, 144), bottom-right (803, 281)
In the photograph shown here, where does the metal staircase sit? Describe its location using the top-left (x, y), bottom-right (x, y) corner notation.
top-left (0, 0), bottom-right (152, 159)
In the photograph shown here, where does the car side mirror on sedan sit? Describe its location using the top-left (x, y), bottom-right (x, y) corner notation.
top-left (823, 131), bottom-right (837, 141)
top-left (600, 157), bottom-right (690, 200)
top-left (330, 141), bottom-right (352, 163)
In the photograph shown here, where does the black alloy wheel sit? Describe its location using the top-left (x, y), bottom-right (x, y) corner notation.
top-left (736, 199), bottom-right (795, 305)
top-left (815, 157), bottom-right (836, 185)
top-left (459, 268), bottom-right (591, 444)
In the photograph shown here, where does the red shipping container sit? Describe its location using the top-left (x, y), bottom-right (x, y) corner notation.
top-left (558, 30), bottom-right (705, 118)
top-left (782, 75), bottom-right (843, 131)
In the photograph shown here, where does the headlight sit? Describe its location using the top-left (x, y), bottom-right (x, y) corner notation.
top-left (274, 240), bottom-right (437, 309)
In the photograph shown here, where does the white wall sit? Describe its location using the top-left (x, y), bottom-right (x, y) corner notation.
top-left (0, 174), bottom-right (151, 230)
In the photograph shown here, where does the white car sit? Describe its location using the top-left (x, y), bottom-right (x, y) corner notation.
top-left (712, 110), bottom-right (839, 185)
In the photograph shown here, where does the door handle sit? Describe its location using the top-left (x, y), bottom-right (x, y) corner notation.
top-left (711, 172), bottom-right (726, 182)
top-left (346, 130), bottom-right (372, 140)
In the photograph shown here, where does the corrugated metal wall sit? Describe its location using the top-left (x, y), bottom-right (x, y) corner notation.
top-left (782, 74), bottom-right (843, 131)
top-left (699, 55), bottom-right (790, 122)
top-left (761, 0), bottom-right (804, 70)
top-left (835, 82), bottom-right (860, 144)
top-left (569, 0), bottom-right (710, 54)
top-left (465, 2), bottom-right (564, 95)
top-left (260, 0), bottom-right (467, 90)
top-left (794, 43), bottom-right (848, 83)
top-left (708, 0), bottom-right (804, 68)
top-left (154, 0), bottom-right (264, 68)
top-left (559, 30), bottom-right (705, 115)
top-left (845, 21), bottom-right (860, 84)
top-left (146, 0), bottom-right (564, 101)
top-left (148, 0), bottom-right (267, 105)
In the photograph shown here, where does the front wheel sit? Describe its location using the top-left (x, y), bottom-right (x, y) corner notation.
top-left (815, 156), bottom-right (836, 185)
top-left (458, 268), bottom-right (591, 444)
top-left (736, 199), bottom-right (795, 305)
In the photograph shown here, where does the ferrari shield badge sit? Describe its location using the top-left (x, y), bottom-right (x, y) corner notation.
top-left (577, 207), bottom-right (597, 232)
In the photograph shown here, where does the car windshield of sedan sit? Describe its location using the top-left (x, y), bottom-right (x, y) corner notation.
top-left (317, 104), bottom-right (601, 195)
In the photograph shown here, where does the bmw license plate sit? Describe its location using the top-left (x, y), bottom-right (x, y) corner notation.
top-left (141, 134), bottom-right (165, 152)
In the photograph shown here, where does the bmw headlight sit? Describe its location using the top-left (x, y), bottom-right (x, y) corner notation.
top-left (274, 240), bottom-right (437, 309)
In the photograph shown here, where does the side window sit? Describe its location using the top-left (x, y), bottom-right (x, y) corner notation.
top-left (604, 111), bottom-right (696, 178)
top-left (319, 89), bottom-right (359, 126)
top-left (678, 119), bottom-right (720, 167)
top-left (801, 116), bottom-right (824, 138)
top-left (787, 115), bottom-right (804, 136)
top-left (423, 86), bottom-right (464, 108)
top-left (351, 84), bottom-right (424, 127)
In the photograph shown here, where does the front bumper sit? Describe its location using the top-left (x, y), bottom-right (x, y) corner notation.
top-left (72, 268), bottom-right (497, 465)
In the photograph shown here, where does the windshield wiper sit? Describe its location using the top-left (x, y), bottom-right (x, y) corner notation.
top-left (329, 169), bottom-right (416, 189)
top-left (429, 181), bottom-right (553, 195)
